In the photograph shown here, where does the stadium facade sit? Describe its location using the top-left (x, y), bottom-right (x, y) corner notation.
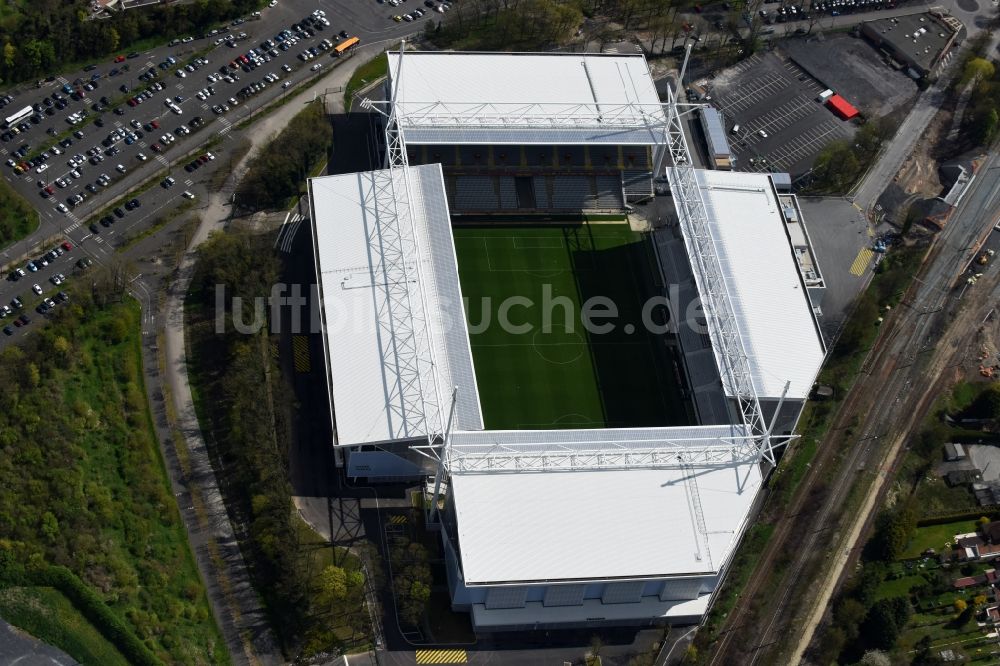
top-left (307, 50), bottom-right (826, 631)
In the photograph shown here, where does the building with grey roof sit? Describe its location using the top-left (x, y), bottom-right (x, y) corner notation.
top-left (861, 11), bottom-right (965, 78)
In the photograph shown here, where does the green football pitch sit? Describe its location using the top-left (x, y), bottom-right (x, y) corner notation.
top-left (453, 223), bottom-right (689, 430)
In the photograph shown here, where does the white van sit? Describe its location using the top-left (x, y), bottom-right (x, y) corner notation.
top-left (731, 124), bottom-right (741, 134)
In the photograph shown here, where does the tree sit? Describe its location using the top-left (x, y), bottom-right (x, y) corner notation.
top-left (865, 505), bottom-right (915, 562)
top-left (861, 597), bottom-right (910, 650)
top-left (52, 336), bottom-right (71, 367)
top-left (590, 634), bottom-right (604, 657)
top-left (974, 108), bottom-right (1000, 147)
top-left (861, 650), bottom-right (892, 666)
top-left (974, 594), bottom-right (988, 606)
top-left (833, 597), bottom-right (867, 641)
top-left (953, 603), bottom-right (975, 627)
top-left (962, 57), bottom-right (996, 87)
top-left (2, 43), bottom-right (13, 68)
top-left (811, 140), bottom-right (860, 193)
top-left (319, 565), bottom-right (348, 603)
top-left (40, 511), bottom-right (59, 542)
top-left (953, 598), bottom-right (967, 613)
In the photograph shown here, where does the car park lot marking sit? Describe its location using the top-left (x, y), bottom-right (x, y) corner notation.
top-left (759, 120), bottom-right (845, 171)
top-left (738, 95), bottom-right (817, 141)
top-left (781, 59), bottom-right (824, 94)
top-left (414, 650), bottom-right (467, 664)
top-left (730, 54), bottom-right (761, 75)
top-left (849, 248), bottom-right (874, 277)
top-left (714, 72), bottom-right (788, 115)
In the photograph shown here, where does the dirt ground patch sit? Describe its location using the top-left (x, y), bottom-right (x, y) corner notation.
top-left (876, 102), bottom-right (952, 228)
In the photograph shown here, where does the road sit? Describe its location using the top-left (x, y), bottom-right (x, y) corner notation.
top-left (705, 161), bottom-right (1000, 665)
top-left (0, 617), bottom-right (79, 665)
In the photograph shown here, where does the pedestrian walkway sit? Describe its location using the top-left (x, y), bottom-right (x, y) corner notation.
top-left (849, 247), bottom-right (874, 277)
top-left (415, 649), bottom-right (468, 664)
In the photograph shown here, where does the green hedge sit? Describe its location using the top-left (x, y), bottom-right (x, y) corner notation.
top-left (916, 511), bottom-right (1000, 527)
top-left (0, 559), bottom-right (161, 666)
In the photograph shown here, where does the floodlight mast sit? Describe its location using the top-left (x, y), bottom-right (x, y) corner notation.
top-left (660, 82), bottom-right (778, 464)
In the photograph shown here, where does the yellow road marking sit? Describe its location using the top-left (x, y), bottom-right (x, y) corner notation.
top-left (415, 649), bottom-right (467, 664)
top-left (293, 335), bottom-right (310, 372)
top-left (849, 248), bottom-right (874, 277)
top-left (389, 515), bottom-right (408, 525)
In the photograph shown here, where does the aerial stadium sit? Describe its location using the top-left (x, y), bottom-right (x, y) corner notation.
top-left (307, 49), bottom-right (827, 631)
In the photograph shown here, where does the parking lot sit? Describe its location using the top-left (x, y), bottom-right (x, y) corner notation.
top-left (0, 12), bottom-right (365, 231)
top-left (0, 0), bottom-right (435, 344)
top-left (0, 0), bottom-right (431, 230)
top-left (699, 51), bottom-right (856, 177)
top-left (784, 34), bottom-right (919, 119)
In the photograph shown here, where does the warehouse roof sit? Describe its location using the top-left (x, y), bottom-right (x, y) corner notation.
top-left (669, 169), bottom-right (826, 400)
top-left (450, 457), bottom-right (763, 584)
top-left (308, 164), bottom-right (484, 446)
top-left (863, 12), bottom-right (962, 74)
top-left (700, 107), bottom-right (732, 159)
top-left (386, 51), bottom-right (667, 145)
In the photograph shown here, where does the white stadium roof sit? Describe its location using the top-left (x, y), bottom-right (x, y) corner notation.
top-left (386, 51), bottom-right (667, 145)
top-left (309, 164), bottom-right (483, 446)
top-left (450, 458), bottom-right (763, 584)
top-left (447, 424), bottom-right (753, 472)
top-left (670, 169), bottom-right (826, 401)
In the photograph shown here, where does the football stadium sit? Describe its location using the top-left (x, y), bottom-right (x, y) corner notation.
top-left (307, 49), bottom-right (827, 631)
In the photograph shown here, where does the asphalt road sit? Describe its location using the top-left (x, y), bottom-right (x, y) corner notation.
top-left (0, 618), bottom-right (79, 666)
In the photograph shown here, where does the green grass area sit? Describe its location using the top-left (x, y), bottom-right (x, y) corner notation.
top-left (0, 298), bottom-right (227, 665)
top-left (0, 174), bottom-right (38, 250)
top-left (900, 609), bottom-right (985, 651)
top-left (344, 53), bottom-right (387, 111)
top-left (0, 586), bottom-right (129, 665)
top-left (453, 222), bottom-right (686, 429)
top-left (875, 575), bottom-right (927, 600)
top-left (901, 520), bottom-right (979, 560)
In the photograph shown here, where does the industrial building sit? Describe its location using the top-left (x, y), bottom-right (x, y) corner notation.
top-left (307, 50), bottom-right (826, 631)
top-left (861, 10), bottom-right (965, 78)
